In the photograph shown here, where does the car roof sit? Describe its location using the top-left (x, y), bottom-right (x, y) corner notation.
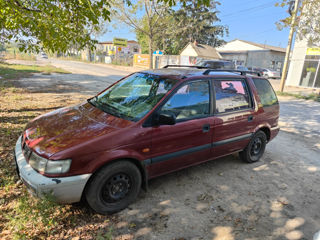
top-left (139, 67), bottom-right (248, 80)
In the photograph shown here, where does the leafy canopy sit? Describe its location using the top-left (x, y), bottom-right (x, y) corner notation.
top-left (276, 0), bottom-right (320, 45)
top-left (0, 0), bottom-right (211, 53)
top-left (136, 0), bottom-right (228, 54)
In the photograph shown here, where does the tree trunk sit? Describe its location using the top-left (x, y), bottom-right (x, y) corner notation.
top-left (148, 36), bottom-right (153, 69)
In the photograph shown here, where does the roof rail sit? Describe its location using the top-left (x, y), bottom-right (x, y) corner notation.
top-left (162, 65), bottom-right (207, 69)
top-left (203, 69), bottom-right (261, 77)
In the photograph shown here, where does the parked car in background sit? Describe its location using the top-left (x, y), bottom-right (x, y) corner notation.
top-left (262, 68), bottom-right (281, 79)
top-left (196, 60), bottom-right (235, 70)
top-left (40, 53), bottom-right (48, 59)
top-left (247, 67), bottom-right (265, 76)
top-left (14, 66), bottom-right (279, 215)
top-left (236, 65), bottom-right (249, 71)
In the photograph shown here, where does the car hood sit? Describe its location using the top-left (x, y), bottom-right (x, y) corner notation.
top-left (24, 102), bottom-right (133, 158)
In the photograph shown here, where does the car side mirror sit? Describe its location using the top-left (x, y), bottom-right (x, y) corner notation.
top-left (153, 112), bottom-right (176, 126)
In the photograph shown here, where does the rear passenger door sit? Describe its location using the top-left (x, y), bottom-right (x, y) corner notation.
top-left (211, 78), bottom-right (257, 158)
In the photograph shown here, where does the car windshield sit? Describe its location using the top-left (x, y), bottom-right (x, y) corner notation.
top-left (89, 73), bottom-right (178, 121)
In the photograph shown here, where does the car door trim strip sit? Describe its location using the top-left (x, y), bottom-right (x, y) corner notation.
top-left (143, 133), bottom-right (252, 166)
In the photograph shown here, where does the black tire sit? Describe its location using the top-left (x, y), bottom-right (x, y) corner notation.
top-left (85, 161), bottom-right (141, 214)
top-left (239, 131), bottom-right (267, 163)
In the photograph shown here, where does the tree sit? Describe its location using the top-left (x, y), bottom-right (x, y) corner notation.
top-left (0, 0), bottom-right (113, 53)
top-left (0, 0), bottom-right (211, 55)
top-left (276, 0), bottom-right (320, 45)
top-left (113, 0), bottom-right (170, 68)
top-left (170, 0), bottom-right (228, 53)
top-left (135, 0), bottom-right (228, 55)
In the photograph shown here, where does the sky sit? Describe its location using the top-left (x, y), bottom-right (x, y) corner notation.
top-left (99, 0), bottom-right (290, 48)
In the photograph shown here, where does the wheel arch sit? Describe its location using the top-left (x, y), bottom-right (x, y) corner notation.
top-left (82, 157), bottom-right (148, 202)
top-left (258, 127), bottom-right (271, 142)
top-left (253, 124), bottom-right (271, 142)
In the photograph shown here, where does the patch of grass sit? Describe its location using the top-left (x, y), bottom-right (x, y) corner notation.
top-left (96, 228), bottom-right (113, 240)
top-left (5, 192), bottom-right (62, 240)
top-left (3, 52), bottom-right (36, 61)
top-left (276, 91), bottom-right (320, 102)
top-left (0, 63), bottom-right (70, 80)
top-left (0, 85), bottom-right (116, 239)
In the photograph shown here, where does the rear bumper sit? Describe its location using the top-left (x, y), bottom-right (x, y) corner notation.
top-left (14, 136), bottom-right (92, 203)
top-left (270, 126), bottom-right (280, 142)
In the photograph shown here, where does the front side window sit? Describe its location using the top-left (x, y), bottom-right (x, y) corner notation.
top-left (214, 80), bottom-right (250, 113)
top-left (253, 78), bottom-right (278, 107)
top-left (161, 81), bottom-right (210, 121)
top-left (89, 73), bottom-right (178, 121)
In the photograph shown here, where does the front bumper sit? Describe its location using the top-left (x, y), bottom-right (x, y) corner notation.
top-left (14, 136), bottom-right (92, 203)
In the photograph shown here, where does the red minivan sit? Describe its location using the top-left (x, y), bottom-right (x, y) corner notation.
top-left (14, 67), bottom-right (279, 214)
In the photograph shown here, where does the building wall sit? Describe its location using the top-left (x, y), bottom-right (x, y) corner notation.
top-left (286, 39), bottom-right (308, 87)
top-left (97, 42), bottom-right (141, 56)
top-left (180, 44), bottom-right (198, 57)
top-left (217, 40), bottom-right (264, 52)
top-left (219, 50), bottom-right (285, 70)
top-left (247, 51), bottom-right (284, 71)
top-left (219, 52), bottom-right (248, 65)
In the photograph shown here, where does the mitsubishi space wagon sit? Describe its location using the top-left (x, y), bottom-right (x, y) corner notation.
top-left (14, 66), bottom-right (279, 214)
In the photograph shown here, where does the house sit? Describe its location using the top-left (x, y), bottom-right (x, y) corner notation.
top-left (180, 42), bottom-right (222, 59)
top-left (97, 40), bottom-right (141, 56)
top-left (216, 39), bottom-right (286, 71)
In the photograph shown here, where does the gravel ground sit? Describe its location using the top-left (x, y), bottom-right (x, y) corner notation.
top-left (5, 59), bottom-right (320, 240)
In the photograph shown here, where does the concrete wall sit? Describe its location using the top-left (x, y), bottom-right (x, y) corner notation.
top-left (219, 52), bottom-right (248, 65)
top-left (286, 39), bottom-right (308, 87)
top-left (217, 40), bottom-right (263, 52)
top-left (247, 51), bottom-right (284, 71)
top-left (180, 44), bottom-right (198, 57)
top-left (219, 50), bottom-right (285, 70)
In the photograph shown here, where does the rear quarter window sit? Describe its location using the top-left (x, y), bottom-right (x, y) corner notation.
top-left (252, 78), bottom-right (278, 107)
top-left (214, 80), bottom-right (251, 113)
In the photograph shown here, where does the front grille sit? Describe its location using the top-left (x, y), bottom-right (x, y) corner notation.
top-left (22, 142), bottom-right (32, 160)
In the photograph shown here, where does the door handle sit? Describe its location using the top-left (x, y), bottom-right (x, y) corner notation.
top-left (248, 115), bottom-right (254, 122)
top-left (202, 124), bottom-right (210, 133)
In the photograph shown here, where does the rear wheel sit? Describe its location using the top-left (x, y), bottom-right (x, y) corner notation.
top-left (239, 131), bottom-right (267, 163)
top-left (85, 161), bottom-right (141, 214)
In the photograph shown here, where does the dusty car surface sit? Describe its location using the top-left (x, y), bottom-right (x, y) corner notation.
top-left (14, 66), bottom-right (280, 214)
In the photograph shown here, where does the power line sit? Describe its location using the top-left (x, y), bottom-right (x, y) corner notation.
top-left (223, 11), bottom-right (283, 23)
top-left (219, 1), bottom-right (277, 19)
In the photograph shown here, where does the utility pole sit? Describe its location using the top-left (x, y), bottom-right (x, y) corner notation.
top-left (279, 0), bottom-right (300, 92)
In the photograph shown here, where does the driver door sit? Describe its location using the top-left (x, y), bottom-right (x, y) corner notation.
top-left (147, 80), bottom-right (214, 178)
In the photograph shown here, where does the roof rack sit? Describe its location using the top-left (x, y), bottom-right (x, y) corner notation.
top-left (162, 65), bottom-right (261, 77)
top-left (203, 69), bottom-right (261, 77)
top-left (162, 65), bottom-right (207, 69)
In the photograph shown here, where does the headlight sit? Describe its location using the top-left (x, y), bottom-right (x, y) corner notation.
top-left (29, 153), bottom-right (71, 174)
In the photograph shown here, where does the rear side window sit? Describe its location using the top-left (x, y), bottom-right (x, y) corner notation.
top-left (252, 78), bottom-right (278, 107)
top-left (214, 80), bottom-right (251, 113)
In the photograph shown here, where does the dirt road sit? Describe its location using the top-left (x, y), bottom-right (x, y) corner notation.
top-left (10, 59), bottom-right (320, 239)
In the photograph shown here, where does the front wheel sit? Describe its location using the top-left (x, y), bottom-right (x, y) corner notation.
top-left (239, 131), bottom-right (267, 163)
top-left (85, 161), bottom-right (141, 214)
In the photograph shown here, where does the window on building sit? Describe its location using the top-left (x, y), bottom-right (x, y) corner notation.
top-left (314, 64), bottom-right (320, 88)
top-left (299, 59), bottom-right (319, 87)
top-left (214, 80), bottom-right (251, 113)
